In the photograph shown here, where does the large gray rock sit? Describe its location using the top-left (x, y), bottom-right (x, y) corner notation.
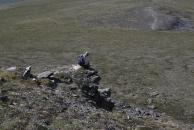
top-left (77, 52), bottom-right (90, 68)
top-left (37, 71), bottom-right (53, 79)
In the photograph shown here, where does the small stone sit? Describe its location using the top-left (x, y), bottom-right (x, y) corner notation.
top-left (135, 108), bottom-right (142, 114)
top-left (48, 80), bottom-right (57, 89)
top-left (37, 71), bottom-right (53, 79)
top-left (81, 84), bottom-right (98, 93)
top-left (87, 88), bottom-right (98, 97)
top-left (150, 92), bottom-right (159, 97)
top-left (85, 70), bottom-right (98, 77)
top-left (66, 78), bottom-right (72, 84)
top-left (147, 98), bottom-right (153, 104)
top-left (42, 111), bottom-right (49, 116)
top-left (0, 77), bottom-right (6, 83)
top-left (90, 75), bottom-right (101, 83)
top-left (102, 97), bottom-right (115, 111)
top-left (72, 94), bottom-right (79, 98)
top-left (89, 84), bottom-right (99, 89)
top-left (36, 124), bottom-right (48, 130)
top-left (20, 103), bottom-right (25, 107)
top-left (135, 125), bottom-right (153, 130)
top-left (12, 102), bottom-right (17, 105)
top-left (148, 104), bottom-right (156, 109)
top-left (55, 89), bottom-right (60, 95)
top-left (61, 106), bottom-right (68, 112)
top-left (32, 78), bottom-right (37, 81)
top-left (98, 88), bottom-right (111, 98)
top-left (6, 66), bottom-right (16, 71)
top-left (71, 64), bottom-right (82, 71)
top-left (0, 94), bottom-right (8, 102)
top-left (70, 86), bottom-right (78, 90)
top-left (10, 92), bottom-right (20, 96)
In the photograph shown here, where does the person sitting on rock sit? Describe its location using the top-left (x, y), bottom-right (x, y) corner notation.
top-left (77, 52), bottom-right (90, 68)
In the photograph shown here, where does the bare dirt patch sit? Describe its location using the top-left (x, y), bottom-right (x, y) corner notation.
top-left (81, 6), bottom-right (194, 31)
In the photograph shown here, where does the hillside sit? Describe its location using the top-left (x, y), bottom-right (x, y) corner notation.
top-left (0, 0), bottom-right (194, 129)
top-left (0, 60), bottom-right (192, 130)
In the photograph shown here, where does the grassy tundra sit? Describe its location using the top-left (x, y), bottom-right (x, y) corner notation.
top-left (0, 0), bottom-right (194, 129)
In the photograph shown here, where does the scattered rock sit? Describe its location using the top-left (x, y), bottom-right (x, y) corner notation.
top-left (1, 53), bottom-right (186, 130)
top-left (117, 103), bottom-right (161, 119)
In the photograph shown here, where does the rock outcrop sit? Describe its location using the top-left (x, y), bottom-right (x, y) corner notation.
top-left (1, 53), bottom-right (191, 130)
top-left (71, 65), bottom-right (114, 111)
top-left (4, 53), bottom-right (115, 111)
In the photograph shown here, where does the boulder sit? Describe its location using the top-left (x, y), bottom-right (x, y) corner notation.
top-left (37, 71), bottom-right (53, 79)
top-left (77, 52), bottom-right (90, 68)
top-left (22, 66), bottom-right (32, 79)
